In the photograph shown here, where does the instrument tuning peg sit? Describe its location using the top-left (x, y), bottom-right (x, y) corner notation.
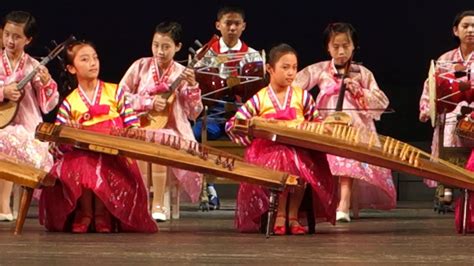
top-left (188, 47), bottom-right (196, 55)
top-left (194, 40), bottom-right (203, 47)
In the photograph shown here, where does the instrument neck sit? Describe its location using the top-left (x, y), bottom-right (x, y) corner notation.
top-left (335, 72), bottom-right (347, 111)
top-left (334, 57), bottom-right (353, 112)
top-left (167, 53), bottom-right (201, 98)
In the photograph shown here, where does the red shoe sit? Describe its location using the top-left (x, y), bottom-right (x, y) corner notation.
top-left (289, 218), bottom-right (307, 235)
top-left (273, 215), bottom-right (287, 235)
top-left (94, 211), bottom-right (113, 233)
top-left (72, 211), bottom-right (92, 233)
top-left (273, 225), bottom-right (287, 235)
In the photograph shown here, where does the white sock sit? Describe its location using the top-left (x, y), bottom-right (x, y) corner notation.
top-left (207, 185), bottom-right (218, 198)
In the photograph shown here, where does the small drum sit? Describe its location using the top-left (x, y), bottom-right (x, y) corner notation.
top-left (195, 50), bottom-right (266, 105)
top-left (233, 61), bottom-right (266, 102)
top-left (455, 115), bottom-right (474, 147)
top-left (434, 60), bottom-right (474, 114)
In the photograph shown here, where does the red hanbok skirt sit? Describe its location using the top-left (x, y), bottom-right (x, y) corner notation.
top-left (235, 139), bottom-right (338, 232)
top-left (454, 149), bottom-right (474, 234)
top-left (39, 119), bottom-right (157, 233)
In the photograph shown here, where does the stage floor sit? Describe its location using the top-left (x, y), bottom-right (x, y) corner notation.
top-left (0, 201), bottom-right (473, 264)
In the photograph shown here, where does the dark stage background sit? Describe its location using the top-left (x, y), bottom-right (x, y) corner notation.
top-left (2, 0), bottom-right (474, 143)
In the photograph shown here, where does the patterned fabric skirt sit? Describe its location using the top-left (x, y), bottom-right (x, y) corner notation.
top-left (39, 120), bottom-right (157, 233)
top-left (235, 139), bottom-right (338, 232)
top-left (0, 124), bottom-right (53, 170)
top-left (327, 155), bottom-right (396, 210)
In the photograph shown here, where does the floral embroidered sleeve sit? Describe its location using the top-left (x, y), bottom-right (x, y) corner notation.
top-left (178, 82), bottom-right (203, 121)
top-left (119, 60), bottom-right (154, 112)
top-left (419, 77), bottom-right (430, 122)
top-left (294, 64), bottom-right (322, 91)
top-left (352, 69), bottom-right (389, 121)
top-left (32, 71), bottom-right (59, 114)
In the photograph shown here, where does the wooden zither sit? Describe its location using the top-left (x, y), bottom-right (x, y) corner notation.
top-left (233, 118), bottom-right (474, 191)
top-left (0, 153), bottom-right (55, 235)
top-left (35, 122), bottom-right (298, 190)
top-left (35, 122), bottom-right (299, 237)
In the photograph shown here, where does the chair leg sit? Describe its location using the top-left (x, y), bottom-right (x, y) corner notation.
top-left (199, 175), bottom-right (210, 211)
top-left (462, 189), bottom-right (469, 235)
top-left (168, 168), bottom-right (180, 220)
top-left (170, 184), bottom-right (180, 220)
top-left (304, 186), bottom-right (316, 234)
top-left (14, 187), bottom-right (33, 235)
top-left (266, 190), bottom-right (279, 238)
top-left (12, 184), bottom-right (21, 220)
top-left (163, 188), bottom-right (171, 220)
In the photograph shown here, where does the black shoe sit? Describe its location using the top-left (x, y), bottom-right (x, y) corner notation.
top-left (199, 201), bottom-right (210, 212)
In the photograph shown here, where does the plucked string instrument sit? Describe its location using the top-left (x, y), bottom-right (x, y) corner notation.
top-left (233, 118), bottom-right (474, 190)
top-left (35, 122), bottom-right (298, 190)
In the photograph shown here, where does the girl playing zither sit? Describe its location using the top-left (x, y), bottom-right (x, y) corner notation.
top-left (39, 41), bottom-right (157, 233)
top-left (226, 43), bottom-right (338, 235)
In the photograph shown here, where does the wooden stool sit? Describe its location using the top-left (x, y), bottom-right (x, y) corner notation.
top-left (0, 156), bottom-right (55, 234)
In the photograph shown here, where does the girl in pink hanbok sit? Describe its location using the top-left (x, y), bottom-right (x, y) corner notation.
top-left (119, 21), bottom-right (203, 221)
top-left (420, 10), bottom-right (474, 207)
top-left (427, 10), bottom-right (474, 233)
top-left (39, 41), bottom-right (157, 233)
top-left (294, 22), bottom-right (395, 222)
top-left (0, 11), bottom-right (58, 221)
top-left (226, 43), bottom-right (338, 235)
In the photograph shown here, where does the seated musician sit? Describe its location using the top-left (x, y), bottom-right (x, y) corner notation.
top-left (419, 10), bottom-right (474, 209)
top-left (0, 11), bottom-right (58, 221)
top-left (225, 43), bottom-right (338, 235)
top-left (194, 5), bottom-right (264, 209)
top-left (119, 21), bottom-right (203, 222)
top-left (39, 41), bottom-right (157, 233)
top-left (293, 22), bottom-right (395, 222)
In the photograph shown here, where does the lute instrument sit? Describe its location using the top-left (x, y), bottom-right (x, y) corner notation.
top-left (0, 36), bottom-right (75, 129)
top-left (139, 35), bottom-right (219, 129)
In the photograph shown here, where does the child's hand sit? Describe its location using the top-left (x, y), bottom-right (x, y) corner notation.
top-left (3, 83), bottom-right (21, 101)
top-left (36, 66), bottom-right (51, 85)
top-left (152, 95), bottom-right (167, 112)
top-left (181, 68), bottom-right (197, 87)
top-left (66, 120), bottom-right (82, 128)
top-left (343, 77), bottom-right (360, 95)
top-left (419, 111), bottom-right (430, 123)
